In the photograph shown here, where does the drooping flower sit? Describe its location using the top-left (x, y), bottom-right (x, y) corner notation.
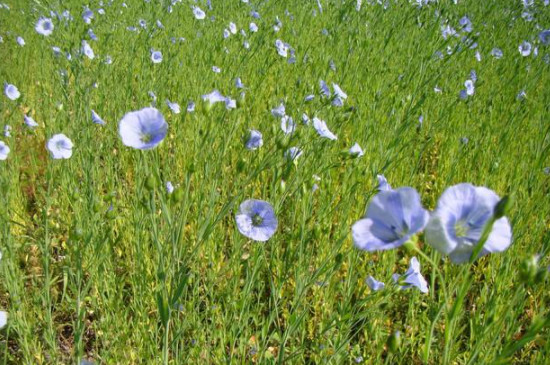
top-left (319, 80), bottom-right (331, 98)
top-left (193, 6), bottom-right (206, 20)
top-left (35, 17), bottom-right (54, 36)
top-left (465, 79), bottom-right (475, 96)
top-left (151, 50), bottom-right (162, 64)
top-left (285, 147), bottom-right (303, 161)
top-left (91, 110), bottom-right (106, 125)
top-left (4, 83), bottom-right (20, 100)
top-left (235, 199), bottom-right (278, 241)
top-left (235, 78), bottom-right (244, 89)
top-left (352, 187), bottom-right (429, 251)
top-left (81, 40), bottom-right (94, 59)
top-left (312, 117), bottom-right (337, 140)
top-left (425, 183), bottom-right (512, 264)
top-left (187, 101), bottom-right (195, 112)
top-left (349, 143), bottom-right (364, 157)
top-left (332, 83), bottom-right (348, 100)
top-left (280, 115), bottom-right (295, 134)
top-left (24, 115), bottom-right (39, 128)
top-left (0, 141), bottom-right (10, 160)
top-left (366, 276), bottom-right (385, 291)
top-left (118, 107), bottom-right (168, 150)
top-left (47, 134), bottom-right (74, 159)
top-left (16, 36), bottom-right (25, 46)
top-left (392, 257), bottom-right (428, 293)
top-left (304, 94), bottom-right (315, 102)
top-left (245, 130), bottom-right (263, 150)
top-left (249, 22), bottom-right (258, 32)
top-left (202, 90), bottom-right (226, 105)
top-left (166, 100), bottom-right (181, 114)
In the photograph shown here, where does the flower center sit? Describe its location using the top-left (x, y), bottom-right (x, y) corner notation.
top-left (141, 133), bottom-right (152, 143)
top-left (454, 221), bottom-right (468, 238)
top-left (56, 141), bottom-right (65, 150)
top-left (252, 214), bottom-right (263, 226)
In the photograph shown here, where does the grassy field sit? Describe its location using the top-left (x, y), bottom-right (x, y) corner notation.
top-left (1, 0), bottom-right (549, 363)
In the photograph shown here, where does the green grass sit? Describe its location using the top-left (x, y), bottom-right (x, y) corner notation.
top-left (0, 0), bottom-right (549, 363)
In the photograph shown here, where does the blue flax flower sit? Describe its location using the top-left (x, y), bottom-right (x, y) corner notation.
top-left (118, 107), bottom-right (167, 150)
top-left (352, 187), bottom-right (429, 251)
top-left (235, 199), bottom-right (278, 241)
top-left (425, 183), bottom-right (512, 264)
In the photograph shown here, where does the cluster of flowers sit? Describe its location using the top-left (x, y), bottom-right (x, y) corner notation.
top-left (234, 182), bottom-right (512, 294)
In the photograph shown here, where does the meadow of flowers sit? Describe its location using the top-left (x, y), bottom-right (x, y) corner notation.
top-left (1, 0), bottom-right (549, 363)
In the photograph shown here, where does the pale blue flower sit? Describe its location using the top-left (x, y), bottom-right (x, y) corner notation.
top-left (35, 17), bottom-right (54, 36)
top-left (275, 39), bottom-right (288, 57)
top-left (352, 187), bottom-right (429, 251)
top-left (332, 83), bottom-right (347, 100)
top-left (88, 28), bottom-right (97, 41)
top-left (349, 143), bottom-right (364, 157)
top-left (235, 199), bottom-right (278, 241)
top-left (16, 36), bottom-right (25, 46)
top-left (193, 6), bottom-right (205, 20)
top-left (82, 8), bottom-right (93, 24)
top-left (285, 147), bottom-right (302, 161)
top-left (312, 117), bottom-right (337, 140)
top-left (229, 22), bottom-right (237, 34)
top-left (0, 311), bottom-right (6, 329)
top-left (81, 40), bottom-right (94, 59)
top-left (271, 103), bottom-right (285, 118)
top-left (250, 22), bottom-right (258, 32)
top-left (392, 257), bottom-right (428, 293)
top-left (281, 115), bottom-right (295, 134)
top-left (151, 50), bottom-right (162, 64)
top-left (166, 181), bottom-right (174, 194)
top-left (465, 80), bottom-right (475, 96)
top-left (212, 66), bottom-right (221, 73)
top-left (519, 41), bottom-right (532, 57)
top-left (302, 113), bottom-right (310, 125)
top-left (475, 50), bottom-right (481, 62)
top-left (91, 110), bottom-right (106, 125)
top-left (187, 101), bottom-right (195, 112)
top-left (24, 115), bottom-right (39, 128)
top-left (245, 130), bottom-right (263, 150)
top-left (539, 30), bottom-right (550, 45)
top-left (0, 141), bottom-right (9, 160)
top-left (319, 80), bottom-right (331, 98)
top-left (47, 134), bottom-right (73, 159)
top-left (366, 276), bottom-right (385, 291)
top-left (225, 97), bottom-right (236, 110)
top-left (304, 94), bottom-right (315, 102)
top-left (425, 183), bottom-right (512, 264)
top-left (166, 100), bottom-right (181, 114)
top-left (3, 125), bottom-right (10, 137)
top-left (459, 16), bottom-right (472, 33)
top-left (491, 48), bottom-right (503, 59)
top-left (4, 83), bottom-right (20, 100)
top-left (235, 78), bottom-right (244, 89)
top-left (52, 46), bottom-right (61, 56)
top-left (202, 90), bottom-right (226, 104)
top-left (118, 107), bottom-right (167, 150)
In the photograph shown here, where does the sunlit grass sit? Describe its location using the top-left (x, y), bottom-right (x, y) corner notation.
top-left (0, 0), bottom-right (549, 363)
